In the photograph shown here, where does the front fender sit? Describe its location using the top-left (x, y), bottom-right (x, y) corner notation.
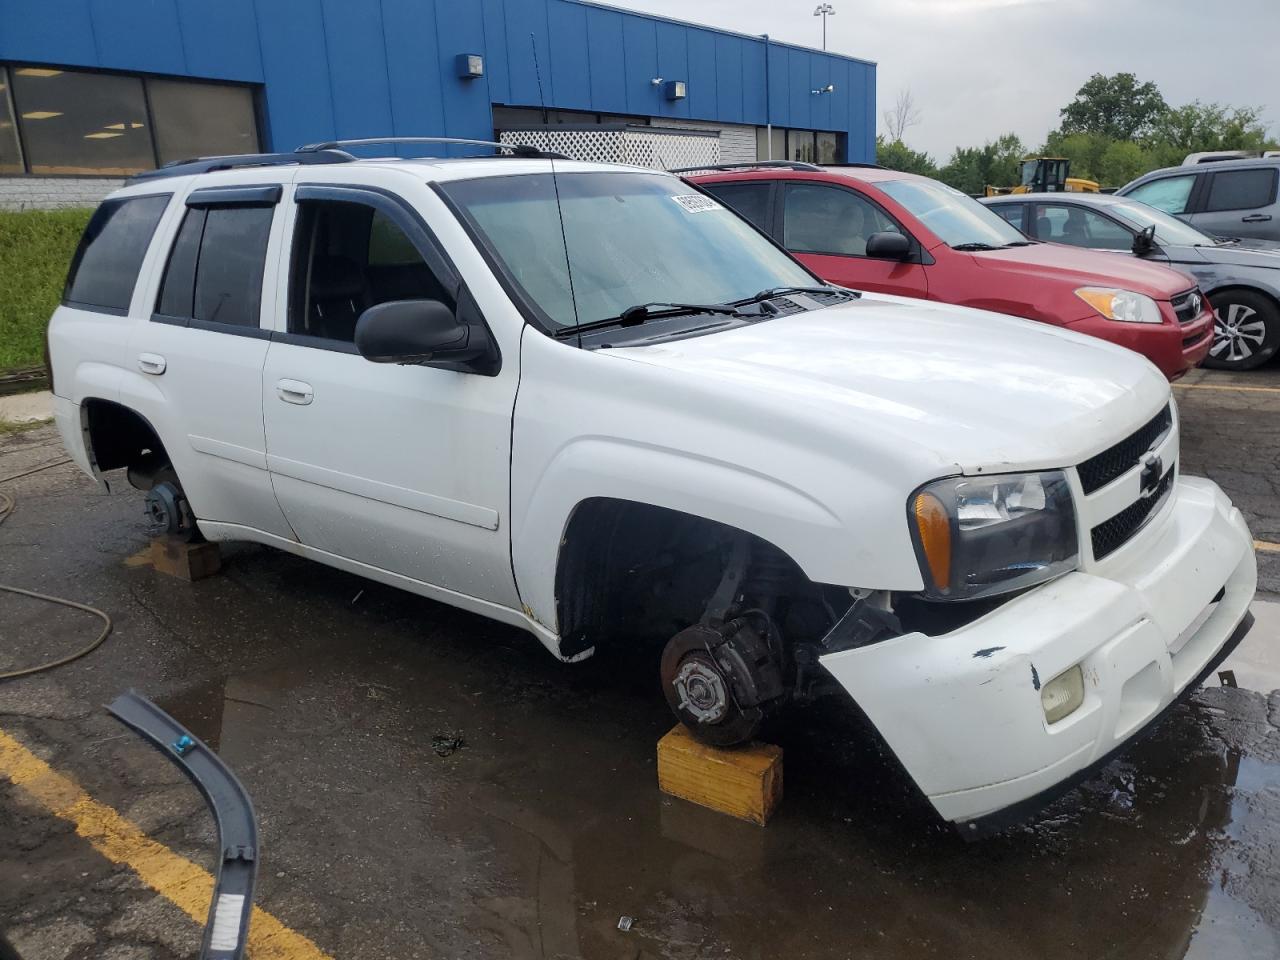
top-left (513, 435), bottom-right (860, 635)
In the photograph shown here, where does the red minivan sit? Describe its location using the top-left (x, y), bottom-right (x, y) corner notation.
top-left (685, 163), bottom-right (1214, 380)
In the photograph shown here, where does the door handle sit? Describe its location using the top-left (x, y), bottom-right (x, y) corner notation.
top-left (276, 379), bottom-right (314, 405)
top-left (1242, 214), bottom-right (1272, 223)
top-left (138, 353), bottom-right (167, 376)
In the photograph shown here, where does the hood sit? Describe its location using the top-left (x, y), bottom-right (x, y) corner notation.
top-left (1184, 238), bottom-right (1280, 270)
top-left (611, 296), bottom-right (1171, 476)
top-left (967, 242), bottom-right (1195, 299)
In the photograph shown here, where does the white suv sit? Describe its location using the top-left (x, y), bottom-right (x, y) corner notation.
top-left (47, 141), bottom-right (1257, 833)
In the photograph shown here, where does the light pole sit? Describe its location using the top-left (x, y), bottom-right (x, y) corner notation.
top-left (813, 3), bottom-right (835, 51)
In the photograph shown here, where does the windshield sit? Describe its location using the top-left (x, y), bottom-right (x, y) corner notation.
top-left (440, 171), bottom-right (815, 330)
top-left (879, 178), bottom-right (1027, 248)
top-left (1109, 201), bottom-right (1217, 247)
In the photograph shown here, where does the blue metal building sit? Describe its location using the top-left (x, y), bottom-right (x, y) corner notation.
top-left (0, 0), bottom-right (874, 193)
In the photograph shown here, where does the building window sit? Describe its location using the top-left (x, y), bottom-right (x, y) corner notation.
top-left (2, 63), bottom-right (260, 176)
top-left (756, 127), bottom-right (841, 163)
top-left (492, 105), bottom-right (652, 134)
top-left (0, 67), bottom-right (23, 174)
top-left (148, 79), bottom-right (259, 166)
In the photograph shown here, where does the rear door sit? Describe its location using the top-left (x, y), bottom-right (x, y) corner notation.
top-left (260, 181), bottom-right (520, 606)
top-left (125, 180), bottom-right (294, 539)
top-left (778, 181), bottom-right (928, 297)
top-left (698, 180), bottom-right (775, 234)
top-left (1189, 167), bottom-right (1279, 241)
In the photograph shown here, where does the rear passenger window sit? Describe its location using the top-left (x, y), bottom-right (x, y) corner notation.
top-left (992, 205), bottom-right (1025, 230)
top-left (1205, 169), bottom-right (1277, 212)
top-left (288, 200), bottom-right (452, 343)
top-left (64, 194), bottom-right (170, 313)
top-left (702, 183), bottom-right (773, 233)
top-left (155, 205), bottom-right (274, 328)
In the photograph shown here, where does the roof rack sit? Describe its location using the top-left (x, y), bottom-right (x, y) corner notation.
top-left (296, 136), bottom-right (567, 159)
top-left (128, 149), bottom-right (356, 183)
top-left (128, 136), bottom-right (567, 184)
top-left (669, 160), bottom-right (822, 174)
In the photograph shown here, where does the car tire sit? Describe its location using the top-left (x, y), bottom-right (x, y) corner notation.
top-left (1205, 290), bottom-right (1280, 371)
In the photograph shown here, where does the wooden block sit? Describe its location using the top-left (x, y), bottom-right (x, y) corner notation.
top-left (657, 724), bottom-right (783, 826)
top-left (150, 538), bottom-right (222, 582)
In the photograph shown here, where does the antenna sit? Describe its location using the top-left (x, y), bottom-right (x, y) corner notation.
top-left (531, 32), bottom-right (582, 345)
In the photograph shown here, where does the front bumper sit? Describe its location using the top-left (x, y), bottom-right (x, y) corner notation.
top-left (1065, 305), bottom-right (1214, 380)
top-left (820, 475), bottom-right (1256, 829)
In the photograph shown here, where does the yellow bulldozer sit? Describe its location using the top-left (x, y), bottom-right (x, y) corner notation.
top-left (984, 157), bottom-right (1100, 196)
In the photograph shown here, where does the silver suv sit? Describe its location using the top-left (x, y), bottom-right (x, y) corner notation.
top-left (1117, 157), bottom-right (1280, 244)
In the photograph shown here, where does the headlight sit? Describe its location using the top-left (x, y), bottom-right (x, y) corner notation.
top-left (1075, 287), bottom-right (1162, 324)
top-left (909, 471), bottom-right (1078, 601)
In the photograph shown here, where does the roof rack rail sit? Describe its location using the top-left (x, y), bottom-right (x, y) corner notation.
top-left (128, 149), bottom-right (356, 183)
top-left (669, 160), bottom-right (822, 174)
top-left (296, 136), bottom-right (567, 159)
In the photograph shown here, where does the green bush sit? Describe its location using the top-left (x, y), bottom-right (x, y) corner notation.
top-left (0, 207), bottom-right (93, 372)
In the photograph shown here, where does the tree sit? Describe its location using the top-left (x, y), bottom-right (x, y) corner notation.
top-left (1148, 101), bottom-right (1274, 154)
top-left (882, 88), bottom-right (921, 143)
top-left (874, 135), bottom-right (937, 177)
top-left (937, 133), bottom-right (1025, 196)
top-left (1059, 73), bottom-right (1167, 140)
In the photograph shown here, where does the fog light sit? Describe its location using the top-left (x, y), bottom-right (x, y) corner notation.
top-left (1041, 665), bottom-right (1084, 724)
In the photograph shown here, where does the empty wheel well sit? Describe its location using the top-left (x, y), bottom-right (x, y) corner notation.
top-left (554, 498), bottom-right (835, 659)
top-left (83, 399), bottom-right (169, 475)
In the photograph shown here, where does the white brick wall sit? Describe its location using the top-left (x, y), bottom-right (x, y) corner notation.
top-left (0, 177), bottom-right (122, 211)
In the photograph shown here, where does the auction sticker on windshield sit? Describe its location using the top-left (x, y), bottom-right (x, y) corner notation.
top-left (671, 194), bottom-right (723, 213)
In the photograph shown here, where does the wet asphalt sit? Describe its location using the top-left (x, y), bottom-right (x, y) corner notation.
top-left (2, 365), bottom-right (1280, 960)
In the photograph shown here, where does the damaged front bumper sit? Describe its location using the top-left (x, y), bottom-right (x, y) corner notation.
top-left (820, 475), bottom-right (1257, 832)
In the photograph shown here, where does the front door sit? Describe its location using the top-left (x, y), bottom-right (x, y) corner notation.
top-left (261, 184), bottom-right (520, 606)
top-left (779, 181), bottom-right (929, 297)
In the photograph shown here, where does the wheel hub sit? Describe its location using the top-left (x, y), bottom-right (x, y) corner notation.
top-left (672, 656), bottom-right (729, 724)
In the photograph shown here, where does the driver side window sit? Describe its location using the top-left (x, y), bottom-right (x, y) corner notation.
top-left (782, 183), bottom-right (903, 257)
top-left (288, 200), bottom-right (452, 344)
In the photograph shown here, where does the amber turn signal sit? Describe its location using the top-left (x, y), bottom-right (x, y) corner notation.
top-left (913, 491), bottom-right (951, 592)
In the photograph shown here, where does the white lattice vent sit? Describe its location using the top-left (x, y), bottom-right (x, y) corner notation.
top-left (500, 126), bottom-right (719, 170)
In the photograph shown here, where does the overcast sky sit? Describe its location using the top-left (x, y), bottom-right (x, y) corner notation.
top-left (617, 0), bottom-right (1280, 160)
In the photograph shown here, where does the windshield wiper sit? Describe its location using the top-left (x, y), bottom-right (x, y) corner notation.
top-left (554, 301), bottom-right (743, 338)
top-left (1001, 240), bottom-right (1036, 247)
top-left (736, 285), bottom-right (856, 307)
top-left (951, 242), bottom-right (1000, 251)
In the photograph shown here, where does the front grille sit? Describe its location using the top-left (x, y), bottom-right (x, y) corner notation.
top-left (1091, 467), bottom-right (1175, 559)
top-left (1172, 289), bottom-right (1204, 325)
top-left (1183, 328), bottom-right (1212, 349)
top-left (1077, 405), bottom-right (1173, 494)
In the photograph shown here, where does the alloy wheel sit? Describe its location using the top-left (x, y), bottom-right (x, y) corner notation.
top-left (1210, 302), bottom-right (1267, 363)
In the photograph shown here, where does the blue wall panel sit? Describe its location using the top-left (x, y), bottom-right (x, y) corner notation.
top-left (319, 0), bottom-right (394, 141)
top-left (175, 0), bottom-right (263, 81)
top-left (620, 14), bottom-right (657, 116)
top-left (88, 0), bottom-right (185, 76)
top-left (547, 1), bottom-right (592, 111)
top-left (252, 0), bottom-right (335, 149)
top-left (0, 0), bottom-right (876, 162)
top-left (653, 21), bottom-right (690, 120)
top-left (0, 0), bottom-right (98, 67)
top-left (584, 7), bottom-right (626, 113)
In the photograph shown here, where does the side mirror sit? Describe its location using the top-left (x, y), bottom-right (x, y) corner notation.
top-left (355, 299), bottom-right (484, 365)
top-left (1131, 224), bottom-right (1157, 256)
top-left (865, 231), bottom-right (912, 261)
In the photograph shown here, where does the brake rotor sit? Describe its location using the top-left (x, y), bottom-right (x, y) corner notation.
top-left (660, 624), bottom-right (765, 747)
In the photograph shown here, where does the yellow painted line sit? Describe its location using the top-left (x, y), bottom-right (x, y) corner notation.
top-left (1256, 540), bottom-right (1280, 554)
top-left (0, 728), bottom-right (332, 960)
top-left (1174, 382), bottom-right (1280, 394)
